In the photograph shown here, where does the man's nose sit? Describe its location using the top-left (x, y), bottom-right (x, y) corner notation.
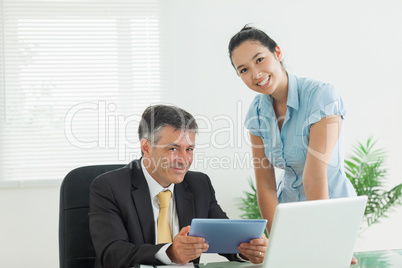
top-left (175, 149), bottom-right (189, 163)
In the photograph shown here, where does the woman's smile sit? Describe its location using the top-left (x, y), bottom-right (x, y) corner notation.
top-left (257, 76), bottom-right (270, 87)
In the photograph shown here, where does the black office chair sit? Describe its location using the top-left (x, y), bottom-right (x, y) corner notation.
top-left (59, 165), bottom-right (124, 268)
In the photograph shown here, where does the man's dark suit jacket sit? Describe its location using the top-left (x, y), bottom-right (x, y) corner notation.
top-left (89, 159), bottom-right (240, 268)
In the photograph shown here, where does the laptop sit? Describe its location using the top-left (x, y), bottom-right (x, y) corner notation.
top-left (197, 196), bottom-right (367, 268)
top-left (262, 196), bottom-right (367, 268)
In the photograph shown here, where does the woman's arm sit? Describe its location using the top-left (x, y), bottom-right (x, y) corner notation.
top-left (303, 115), bottom-right (343, 200)
top-left (250, 133), bottom-right (278, 233)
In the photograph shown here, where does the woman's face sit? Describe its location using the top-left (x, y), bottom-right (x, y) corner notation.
top-left (231, 40), bottom-right (286, 96)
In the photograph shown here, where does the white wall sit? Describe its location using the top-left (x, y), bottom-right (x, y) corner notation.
top-left (1, 0), bottom-right (402, 267)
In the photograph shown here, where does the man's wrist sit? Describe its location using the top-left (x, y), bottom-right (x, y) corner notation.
top-left (155, 243), bottom-right (173, 264)
top-left (166, 244), bottom-right (177, 263)
top-left (237, 253), bottom-right (249, 262)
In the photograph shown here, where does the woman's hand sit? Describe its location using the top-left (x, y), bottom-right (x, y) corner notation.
top-left (351, 256), bottom-right (357, 264)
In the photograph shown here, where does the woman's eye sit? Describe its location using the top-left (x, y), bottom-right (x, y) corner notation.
top-left (256, 57), bottom-right (264, 63)
top-left (239, 68), bottom-right (247, 74)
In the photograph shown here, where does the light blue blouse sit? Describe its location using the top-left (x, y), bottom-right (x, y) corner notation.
top-left (245, 72), bottom-right (356, 203)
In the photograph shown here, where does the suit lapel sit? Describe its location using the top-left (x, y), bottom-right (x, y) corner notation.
top-left (130, 160), bottom-right (156, 244)
top-left (175, 179), bottom-right (195, 228)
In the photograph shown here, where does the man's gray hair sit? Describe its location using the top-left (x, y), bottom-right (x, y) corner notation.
top-left (138, 105), bottom-right (198, 146)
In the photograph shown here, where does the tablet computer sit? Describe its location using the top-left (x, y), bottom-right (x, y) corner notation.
top-left (188, 218), bottom-right (267, 253)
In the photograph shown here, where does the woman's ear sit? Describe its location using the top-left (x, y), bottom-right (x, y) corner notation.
top-left (274, 46), bottom-right (283, 61)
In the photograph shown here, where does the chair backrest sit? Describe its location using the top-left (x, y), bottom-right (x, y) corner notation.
top-left (59, 165), bottom-right (124, 268)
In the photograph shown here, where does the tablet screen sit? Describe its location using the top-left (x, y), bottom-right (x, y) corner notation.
top-left (188, 219), bottom-right (267, 253)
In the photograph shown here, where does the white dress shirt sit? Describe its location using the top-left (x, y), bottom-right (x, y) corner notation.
top-left (141, 159), bottom-right (180, 264)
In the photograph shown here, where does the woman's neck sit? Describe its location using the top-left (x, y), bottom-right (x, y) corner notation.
top-left (271, 69), bottom-right (289, 105)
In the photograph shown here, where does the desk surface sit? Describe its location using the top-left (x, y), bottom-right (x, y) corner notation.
top-left (197, 249), bottom-right (402, 268)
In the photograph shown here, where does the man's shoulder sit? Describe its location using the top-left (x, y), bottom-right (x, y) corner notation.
top-left (183, 170), bottom-right (209, 179)
top-left (95, 163), bottom-right (131, 179)
top-left (91, 160), bottom-right (139, 187)
top-left (182, 170), bottom-right (212, 187)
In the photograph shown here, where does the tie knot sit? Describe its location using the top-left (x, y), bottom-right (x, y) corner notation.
top-left (157, 190), bottom-right (172, 208)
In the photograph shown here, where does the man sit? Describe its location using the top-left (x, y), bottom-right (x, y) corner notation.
top-left (89, 105), bottom-right (267, 268)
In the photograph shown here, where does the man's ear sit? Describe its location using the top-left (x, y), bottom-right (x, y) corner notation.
top-left (274, 46), bottom-right (283, 61)
top-left (140, 138), bottom-right (151, 156)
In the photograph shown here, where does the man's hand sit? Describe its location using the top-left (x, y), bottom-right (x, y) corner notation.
top-left (166, 226), bottom-right (209, 264)
top-left (238, 235), bottom-right (268, 264)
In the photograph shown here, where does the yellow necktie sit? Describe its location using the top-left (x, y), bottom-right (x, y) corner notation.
top-left (157, 190), bottom-right (172, 244)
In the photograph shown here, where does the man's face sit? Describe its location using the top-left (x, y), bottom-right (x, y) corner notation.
top-left (141, 125), bottom-right (195, 187)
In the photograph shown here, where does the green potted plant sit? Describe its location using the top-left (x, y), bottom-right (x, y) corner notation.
top-left (238, 137), bottom-right (402, 231)
top-left (345, 137), bottom-right (402, 229)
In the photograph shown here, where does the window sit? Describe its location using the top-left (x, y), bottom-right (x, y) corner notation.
top-left (0, 0), bottom-right (162, 185)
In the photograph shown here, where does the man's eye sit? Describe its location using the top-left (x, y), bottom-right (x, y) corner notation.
top-left (187, 148), bottom-right (194, 152)
top-left (169, 148), bottom-right (177, 151)
top-left (256, 57), bottom-right (264, 63)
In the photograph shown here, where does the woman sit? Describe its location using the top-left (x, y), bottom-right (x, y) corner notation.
top-left (228, 25), bottom-right (357, 233)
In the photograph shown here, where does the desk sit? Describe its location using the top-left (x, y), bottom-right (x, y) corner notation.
top-left (197, 249), bottom-right (402, 268)
top-left (353, 249), bottom-right (402, 267)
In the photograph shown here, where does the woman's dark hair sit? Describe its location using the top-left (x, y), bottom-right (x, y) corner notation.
top-left (228, 25), bottom-right (278, 68)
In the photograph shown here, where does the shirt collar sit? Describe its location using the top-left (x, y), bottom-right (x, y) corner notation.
top-left (258, 72), bottom-right (299, 117)
top-left (141, 158), bottom-right (175, 199)
top-left (286, 72), bottom-right (299, 111)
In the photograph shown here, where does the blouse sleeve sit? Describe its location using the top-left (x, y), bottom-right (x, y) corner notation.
top-left (306, 83), bottom-right (347, 127)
